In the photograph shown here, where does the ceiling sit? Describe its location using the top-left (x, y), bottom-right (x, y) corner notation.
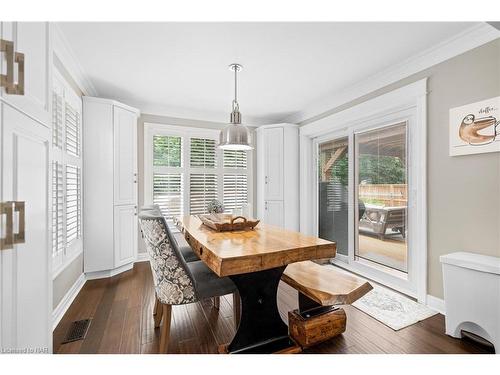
top-left (58, 22), bottom-right (479, 124)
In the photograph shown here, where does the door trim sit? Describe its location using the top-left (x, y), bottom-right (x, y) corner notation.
top-left (300, 79), bottom-right (427, 303)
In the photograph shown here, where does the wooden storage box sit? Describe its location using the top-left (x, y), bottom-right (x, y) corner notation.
top-left (288, 307), bottom-right (346, 348)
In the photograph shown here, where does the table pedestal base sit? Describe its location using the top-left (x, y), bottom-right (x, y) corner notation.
top-left (226, 266), bottom-right (297, 354)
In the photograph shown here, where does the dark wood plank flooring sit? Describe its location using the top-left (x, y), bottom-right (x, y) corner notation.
top-left (53, 262), bottom-right (493, 354)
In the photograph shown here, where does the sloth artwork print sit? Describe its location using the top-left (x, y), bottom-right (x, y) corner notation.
top-left (450, 96), bottom-right (500, 156)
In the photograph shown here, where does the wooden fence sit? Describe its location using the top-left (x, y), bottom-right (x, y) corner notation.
top-left (358, 184), bottom-right (407, 207)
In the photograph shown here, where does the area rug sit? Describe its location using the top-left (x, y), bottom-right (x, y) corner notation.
top-left (352, 283), bottom-right (438, 331)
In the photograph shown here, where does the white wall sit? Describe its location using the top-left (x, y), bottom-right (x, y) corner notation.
top-left (299, 39), bottom-right (500, 299)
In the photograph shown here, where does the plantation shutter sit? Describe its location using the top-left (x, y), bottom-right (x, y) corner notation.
top-left (153, 174), bottom-right (183, 218)
top-left (52, 161), bottom-right (64, 257)
top-left (65, 102), bottom-right (81, 157)
top-left (223, 150), bottom-right (247, 169)
top-left (190, 174), bottom-right (217, 214)
top-left (52, 91), bottom-right (63, 148)
top-left (190, 138), bottom-right (216, 168)
top-left (66, 165), bottom-right (81, 244)
top-left (223, 174), bottom-right (248, 210)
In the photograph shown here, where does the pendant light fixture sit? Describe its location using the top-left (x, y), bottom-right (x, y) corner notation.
top-left (218, 63), bottom-right (253, 150)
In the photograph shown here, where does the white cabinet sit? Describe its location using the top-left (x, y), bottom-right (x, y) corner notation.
top-left (264, 127), bottom-right (284, 201)
top-left (256, 124), bottom-right (299, 231)
top-left (0, 22), bottom-right (51, 124)
top-left (83, 97), bottom-right (139, 278)
top-left (0, 104), bottom-right (52, 352)
top-left (1, 21), bottom-right (51, 353)
top-left (114, 205), bottom-right (138, 267)
top-left (113, 106), bottom-right (138, 205)
top-left (264, 200), bottom-right (284, 227)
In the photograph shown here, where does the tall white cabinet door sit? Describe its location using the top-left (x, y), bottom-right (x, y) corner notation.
top-left (1, 105), bottom-right (51, 352)
top-left (113, 106), bottom-right (137, 205)
top-left (264, 127), bottom-right (283, 201)
top-left (114, 205), bottom-right (138, 267)
top-left (0, 22), bottom-right (50, 124)
top-left (265, 200), bottom-right (284, 227)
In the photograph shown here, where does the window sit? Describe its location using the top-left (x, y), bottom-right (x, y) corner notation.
top-left (223, 174), bottom-right (248, 210)
top-left (190, 173), bottom-right (217, 214)
top-left (146, 124), bottom-right (253, 219)
top-left (153, 173), bottom-right (183, 218)
top-left (191, 138), bottom-right (216, 168)
top-left (52, 161), bottom-right (64, 261)
top-left (65, 102), bottom-right (80, 157)
top-left (223, 149), bottom-right (247, 169)
top-left (153, 135), bottom-right (182, 167)
top-left (66, 165), bottom-right (82, 244)
top-left (51, 70), bottom-right (83, 275)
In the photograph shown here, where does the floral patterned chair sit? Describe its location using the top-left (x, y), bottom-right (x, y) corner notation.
top-left (138, 210), bottom-right (239, 353)
top-left (140, 205), bottom-right (199, 262)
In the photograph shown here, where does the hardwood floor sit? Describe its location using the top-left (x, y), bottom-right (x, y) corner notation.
top-left (53, 262), bottom-right (493, 354)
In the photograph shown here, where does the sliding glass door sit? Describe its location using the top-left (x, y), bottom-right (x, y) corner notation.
top-left (317, 122), bottom-right (409, 274)
top-left (318, 137), bottom-right (349, 256)
top-left (354, 123), bottom-right (408, 273)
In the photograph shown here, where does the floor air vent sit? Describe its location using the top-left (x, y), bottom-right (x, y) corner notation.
top-left (62, 319), bottom-right (92, 344)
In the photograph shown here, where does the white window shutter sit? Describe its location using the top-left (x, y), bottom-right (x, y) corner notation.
top-left (223, 150), bottom-right (247, 169)
top-left (52, 161), bottom-right (64, 257)
top-left (65, 102), bottom-right (80, 157)
top-left (190, 138), bottom-right (216, 168)
top-left (52, 91), bottom-right (63, 148)
top-left (190, 173), bottom-right (217, 214)
top-left (66, 165), bottom-right (81, 244)
top-left (223, 174), bottom-right (248, 211)
top-left (153, 174), bottom-right (183, 219)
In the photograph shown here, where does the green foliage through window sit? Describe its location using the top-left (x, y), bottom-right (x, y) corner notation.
top-left (153, 136), bottom-right (181, 167)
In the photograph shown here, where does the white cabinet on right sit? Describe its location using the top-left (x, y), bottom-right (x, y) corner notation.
top-left (256, 124), bottom-right (299, 230)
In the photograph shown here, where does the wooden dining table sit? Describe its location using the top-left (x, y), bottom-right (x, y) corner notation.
top-left (175, 215), bottom-right (336, 354)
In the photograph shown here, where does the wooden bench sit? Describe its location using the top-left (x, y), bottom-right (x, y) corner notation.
top-left (282, 261), bottom-right (373, 348)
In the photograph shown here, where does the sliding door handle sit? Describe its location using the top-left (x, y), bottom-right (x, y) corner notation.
top-left (13, 201), bottom-right (25, 244)
top-left (0, 202), bottom-right (14, 251)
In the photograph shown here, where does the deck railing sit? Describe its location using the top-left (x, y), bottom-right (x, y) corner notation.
top-left (358, 184), bottom-right (407, 207)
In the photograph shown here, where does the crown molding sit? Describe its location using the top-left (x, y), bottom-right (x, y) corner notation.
top-left (123, 99), bottom-right (273, 127)
top-left (51, 23), bottom-right (98, 96)
top-left (285, 22), bottom-right (500, 125)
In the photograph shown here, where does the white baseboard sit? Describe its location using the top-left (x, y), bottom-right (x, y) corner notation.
top-left (427, 294), bottom-right (446, 315)
top-left (136, 252), bottom-right (149, 262)
top-left (85, 262), bottom-right (134, 280)
top-left (52, 273), bottom-right (86, 331)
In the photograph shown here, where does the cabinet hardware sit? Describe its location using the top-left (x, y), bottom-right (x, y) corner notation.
top-left (265, 201), bottom-right (268, 210)
top-left (13, 201), bottom-right (25, 244)
top-left (265, 176), bottom-right (268, 184)
top-left (0, 39), bottom-right (15, 92)
top-left (0, 202), bottom-right (14, 250)
top-left (10, 51), bottom-right (25, 95)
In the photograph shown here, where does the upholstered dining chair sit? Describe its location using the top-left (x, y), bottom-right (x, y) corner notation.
top-left (140, 205), bottom-right (200, 263)
top-left (138, 210), bottom-right (241, 353)
top-left (139, 206), bottom-right (225, 309)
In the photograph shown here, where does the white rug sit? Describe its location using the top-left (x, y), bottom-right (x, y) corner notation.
top-left (352, 284), bottom-right (438, 330)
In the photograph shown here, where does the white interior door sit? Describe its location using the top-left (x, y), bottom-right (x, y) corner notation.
top-left (113, 106), bottom-right (137, 205)
top-left (265, 200), bottom-right (284, 227)
top-left (264, 127), bottom-right (283, 201)
top-left (1, 104), bottom-right (51, 352)
top-left (114, 205), bottom-right (137, 267)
